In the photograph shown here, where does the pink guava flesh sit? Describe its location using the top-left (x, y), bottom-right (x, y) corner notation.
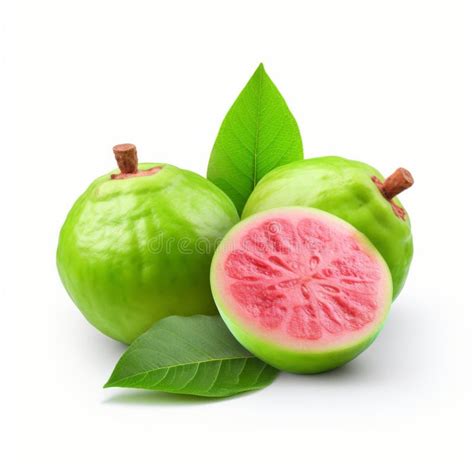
top-left (211, 207), bottom-right (392, 372)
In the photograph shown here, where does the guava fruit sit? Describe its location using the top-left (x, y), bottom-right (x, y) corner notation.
top-left (210, 207), bottom-right (392, 373)
top-left (242, 157), bottom-right (414, 298)
top-left (57, 144), bottom-right (239, 344)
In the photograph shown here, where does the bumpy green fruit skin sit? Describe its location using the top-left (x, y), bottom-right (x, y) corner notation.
top-left (57, 163), bottom-right (239, 344)
top-left (242, 157), bottom-right (413, 298)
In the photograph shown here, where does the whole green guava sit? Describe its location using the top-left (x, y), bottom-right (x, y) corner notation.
top-left (242, 156), bottom-right (413, 298)
top-left (57, 144), bottom-right (239, 344)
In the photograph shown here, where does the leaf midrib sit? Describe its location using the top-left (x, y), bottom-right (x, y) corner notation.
top-left (106, 354), bottom-right (257, 387)
top-left (252, 66), bottom-right (264, 187)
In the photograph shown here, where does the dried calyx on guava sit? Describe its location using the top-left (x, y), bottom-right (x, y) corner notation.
top-left (57, 144), bottom-right (239, 344)
top-left (242, 157), bottom-right (414, 299)
top-left (211, 207), bottom-right (392, 373)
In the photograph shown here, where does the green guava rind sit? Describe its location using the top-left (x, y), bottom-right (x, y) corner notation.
top-left (210, 207), bottom-right (393, 374)
top-left (242, 157), bottom-right (413, 299)
top-left (57, 163), bottom-right (239, 344)
top-left (218, 315), bottom-right (386, 373)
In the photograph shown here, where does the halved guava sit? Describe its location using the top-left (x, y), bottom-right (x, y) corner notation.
top-left (211, 207), bottom-right (392, 373)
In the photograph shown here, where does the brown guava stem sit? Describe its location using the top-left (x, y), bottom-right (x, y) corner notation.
top-left (113, 144), bottom-right (138, 174)
top-left (380, 168), bottom-right (414, 200)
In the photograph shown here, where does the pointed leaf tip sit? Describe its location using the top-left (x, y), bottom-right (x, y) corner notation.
top-left (207, 65), bottom-right (303, 214)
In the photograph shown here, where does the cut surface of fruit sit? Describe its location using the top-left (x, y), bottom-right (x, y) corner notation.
top-left (211, 207), bottom-right (392, 373)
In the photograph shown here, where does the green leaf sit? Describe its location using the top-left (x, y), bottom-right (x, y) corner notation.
top-left (104, 315), bottom-right (278, 398)
top-left (207, 63), bottom-right (304, 214)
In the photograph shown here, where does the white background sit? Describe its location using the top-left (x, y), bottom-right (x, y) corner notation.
top-left (3, 0), bottom-right (472, 472)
